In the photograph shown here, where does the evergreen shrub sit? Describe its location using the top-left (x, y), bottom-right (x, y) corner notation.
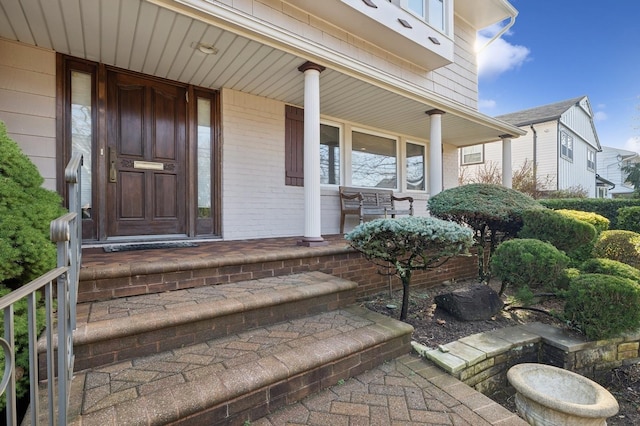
top-left (490, 238), bottom-right (570, 296)
top-left (519, 208), bottom-right (597, 263)
top-left (592, 230), bottom-right (640, 269)
top-left (580, 258), bottom-right (640, 282)
top-left (540, 198), bottom-right (640, 229)
top-left (617, 206), bottom-right (640, 234)
top-left (564, 273), bottom-right (640, 340)
top-left (555, 209), bottom-right (610, 234)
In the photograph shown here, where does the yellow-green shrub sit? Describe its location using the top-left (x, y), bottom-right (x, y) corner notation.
top-left (592, 230), bottom-right (640, 269)
top-left (556, 209), bottom-right (610, 234)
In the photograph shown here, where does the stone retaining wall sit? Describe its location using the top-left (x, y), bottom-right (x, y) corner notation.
top-left (417, 322), bottom-right (640, 397)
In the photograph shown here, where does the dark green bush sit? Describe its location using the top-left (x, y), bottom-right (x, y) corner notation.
top-left (617, 206), bottom-right (640, 234)
top-left (519, 208), bottom-right (597, 263)
top-left (592, 230), bottom-right (640, 269)
top-left (564, 274), bottom-right (640, 340)
top-left (490, 238), bottom-right (570, 296)
top-left (0, 121), bottom-right (65, 287)
top-left (580, 258), bottom-right (640, 281)
top-left (428, 183), bottom-right (543, 280)
top-left (540, 198), bottom-right (640, 229)
top-left (556, 209), bottom-right (610, 234)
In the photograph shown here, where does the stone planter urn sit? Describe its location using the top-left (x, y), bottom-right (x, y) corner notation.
top-left (507, 363), bottom-right (619, 426)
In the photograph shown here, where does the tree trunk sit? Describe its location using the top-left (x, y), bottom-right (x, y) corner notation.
top-left (400, 271), bottom-right (412, 321)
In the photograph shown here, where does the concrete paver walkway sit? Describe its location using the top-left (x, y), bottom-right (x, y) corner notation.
top-left (256, 354), bottom-right (526, 426)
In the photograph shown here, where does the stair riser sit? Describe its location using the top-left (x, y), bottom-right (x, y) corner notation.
top-left (39, 289), bottom-right (355, 379)
top-left (168, 333), bottom-right (412, 426)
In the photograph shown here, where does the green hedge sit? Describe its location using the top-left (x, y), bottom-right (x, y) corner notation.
top-left (617, 206), bottom-right (640, 233)
top-left (564, 273), bottom-right (640, 340)
top-left (540, 198), bottom-right (640, 229)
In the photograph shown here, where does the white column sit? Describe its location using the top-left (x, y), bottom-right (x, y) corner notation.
top-left (501, 135), bottom-right (513, 188)
top-left (298, 61), bottom-right (327, 246)
top-left (427, 109), bottom-right (445, 196)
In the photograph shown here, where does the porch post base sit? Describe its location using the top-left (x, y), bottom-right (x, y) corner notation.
top-left (297, 237), bottom-right (329, 247)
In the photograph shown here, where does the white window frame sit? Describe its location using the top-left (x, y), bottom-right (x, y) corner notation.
top-left (460, 145), bottom-right (484, 165)
top-left (560, 130), bottom-right (574, 161)
top-left (349, 127), bottom-right (399, 189)
top-left (405, 140), bottom-right (427, 191)
top-left (587, 148), bottom-right (596, 172)
top-left (319, 120), bottom-right (343, 186)
top-left (391, 0), bottom-right (452, 36)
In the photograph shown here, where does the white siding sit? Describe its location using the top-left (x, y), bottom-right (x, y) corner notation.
top-left (226, 0), bottom-right (480, 108)
top-left (558, 124), bottom-right (596, 196)
top-left (0, 39), bottom-right (56, 190)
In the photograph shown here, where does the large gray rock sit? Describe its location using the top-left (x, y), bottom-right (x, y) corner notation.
top-left (434, 284), bottom-right (503, 321)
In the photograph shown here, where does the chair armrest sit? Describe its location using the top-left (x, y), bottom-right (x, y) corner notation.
top-left (340, 192), bottom-right (363, 201)
top-left (391, 195), bottom-right (414, 203)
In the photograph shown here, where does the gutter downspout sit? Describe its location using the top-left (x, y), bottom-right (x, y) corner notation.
top-left (476, 14), bottom-right (517, 53)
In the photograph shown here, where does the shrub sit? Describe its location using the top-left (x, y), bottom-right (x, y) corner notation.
top-left (345, 216), bottom-right (474, 320)
top-left (592, 230), bottom-right (640, 269)
top-left (580, 258), bottom-right (640, 282)
top-left (428, 183), bottom-right (543, 281)
top-left (0, 121), bottom-right (65, 287)
top-left (519, 208), bottom-right (597, 263)
top-left (490, 238), bottom-right (570, 296)
top-left (564, 274), bottom-right (640, 340)
top-left (617, 206), bottom-right (640, 233)
top-left (555, 209), bottom-right (610, 234)
top-left (540, 198), bottom-right (640, 229)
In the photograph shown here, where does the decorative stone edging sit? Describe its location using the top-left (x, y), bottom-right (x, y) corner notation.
top-left (412, 322), bottom-right (640, 396)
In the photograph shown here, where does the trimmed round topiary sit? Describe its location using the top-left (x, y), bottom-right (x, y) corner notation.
top-left (580, 258), bottom-right (640, 282)
top-left (519, 208), bottom-right (597, 263)
top-left (592, 230), bottom-right (640, 269)
top-left (490, 238), bottom-right (570, 295)
top-left (564, 273), bottom-right (640, 340)
top-left (556, 209), bottom-right (610, 234)
top-left (617, 206), bottom-right (640, 234)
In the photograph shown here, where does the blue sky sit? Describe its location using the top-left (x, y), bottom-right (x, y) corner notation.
top-left (477, 0), bottom-right (640, 152)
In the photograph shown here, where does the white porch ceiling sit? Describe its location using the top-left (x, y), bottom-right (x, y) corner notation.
top-left (0, 0), bottom-right (522, 145)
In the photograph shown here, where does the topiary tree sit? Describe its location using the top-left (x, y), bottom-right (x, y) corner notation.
top-left (592, 230), bottom-right (640, 269)
top-left (519, 208), bottom-right (597, 264)
top-left (0, 121), bottom-right (65, 287)
top-left (345, 216), bottom-right (474, 321)
top-left (617, 206), bottom-right (640, 234)
top-left (564, 273), bottom-right (640, 340)
top-left (427, 183), bottom-right (543, 282)
top-left (580, 258), bottom-right (640, 282)
top-left (490, 238), bottom-right (570, 299)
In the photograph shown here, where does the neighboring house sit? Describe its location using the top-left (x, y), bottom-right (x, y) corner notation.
top-left (597, 146), bottom-right (640, 198)
top-left (460, 96), bottom-right (601, 197)
top-left (0, 0), bottom-right (523, 243)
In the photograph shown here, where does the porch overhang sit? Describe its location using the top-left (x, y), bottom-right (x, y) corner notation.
top-left (0, 0), bottom-right (524, 145)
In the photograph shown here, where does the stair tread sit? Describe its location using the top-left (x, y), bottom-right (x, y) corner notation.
top-left (73, 271), bottom-right (356, 344)
top-left (68, 306), bottom-right (413, 424)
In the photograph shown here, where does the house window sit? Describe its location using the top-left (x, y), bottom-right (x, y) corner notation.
top-left (460, 145), bottom-right (483, 165)
top-left (351, 130), bottom-right (397, 188)
top-left (406, 142), bottom-right (425, 190)
top-left (587, 149), bottom-right (596, 172)
top-left (561, 131), bottom-right (574, 161)
top-left (320, 124), bottom-right (341, 185)
top-left (395, 0), bottom-right (449, 34)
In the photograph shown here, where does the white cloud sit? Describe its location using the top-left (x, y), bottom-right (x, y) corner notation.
top-left (477, 25), bottom-right (530, 80)
top-left (594, 111), bottom-right (608, 121)
top-left (478, 99), bottom-right (497, 110)
top-left (624, 136), bottom-right (640, 153)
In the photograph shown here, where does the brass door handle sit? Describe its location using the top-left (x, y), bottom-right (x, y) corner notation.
top-left (109, 148), bottom-right (117, 183)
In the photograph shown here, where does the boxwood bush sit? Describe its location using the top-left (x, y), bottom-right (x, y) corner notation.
top-left (580, 258), bottom-right (640, 281)
top-left (592, 230), bottom-right (640, 269)
top-left (518, 208), bottom-right (597, 263)
top-left (617, 206), bottom-right (640, 234)
top-left (564, 273), bottom-right (640, 340)
top-left (490, 238), bottom-right (570, 297)
top-left (540, 198), bottom-right (640, 229)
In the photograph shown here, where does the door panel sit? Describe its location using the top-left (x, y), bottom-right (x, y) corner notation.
top-left (107, 70), bottom-right (187, 237)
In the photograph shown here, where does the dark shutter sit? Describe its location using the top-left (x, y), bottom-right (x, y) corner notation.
top-left (285, 105), bottom-right (304, 186)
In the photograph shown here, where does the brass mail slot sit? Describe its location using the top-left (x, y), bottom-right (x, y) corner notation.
top-left (134, 161), bottom-right (164, 170)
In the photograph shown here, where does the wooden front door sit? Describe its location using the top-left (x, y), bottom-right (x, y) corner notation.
top-left (106, 70), bottom-right (187, 237)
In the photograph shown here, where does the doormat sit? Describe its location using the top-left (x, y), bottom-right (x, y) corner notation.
top-left (103, 242), bottom-right (199, 253)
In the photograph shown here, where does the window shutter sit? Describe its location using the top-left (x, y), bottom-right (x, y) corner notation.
top-left (285, 105), bottom-right (304, 186)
